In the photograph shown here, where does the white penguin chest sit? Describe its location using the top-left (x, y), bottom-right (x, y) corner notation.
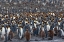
top-left (7, 28), bottom-right (10, 34)
top-left (2, 27), bottom-right (5, 34)
top-left (47, 25), bottom-right (50, 31)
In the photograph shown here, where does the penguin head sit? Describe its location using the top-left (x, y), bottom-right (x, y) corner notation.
top-left (20, 26), bottom-right (23, 29)
top-left (7, 25), bottom-right (10, 29)
top-left (2, 25), bottom-right (4, 28)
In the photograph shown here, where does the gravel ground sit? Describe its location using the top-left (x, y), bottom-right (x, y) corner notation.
top-left (0, 36), bottom-right (64, 42)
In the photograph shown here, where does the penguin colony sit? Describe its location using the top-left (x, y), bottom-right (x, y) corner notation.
top-left (0, 13), bottom-right (64, 42)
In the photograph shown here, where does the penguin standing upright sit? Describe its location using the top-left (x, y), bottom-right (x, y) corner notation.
top-left (25, 29), bottom-right (31, 41)
top-left (48, 21), bottom-right (54, 40)
top-left (8, 30), bottom-right (13, 41)
top-left (33, 22), bottom-right (37, 36)
top-left (48, 30), bottom-right (54, 40)
top-left (54, 27), bottom-right (58, 36)
top-left (7, 26), bottom-right (11, 40)
top-left (19, 26), bottom-right (23, 39)
top-left (61, 29), bottom-right (64, 39)
top-left (30, 24), bottom-right (33, 35)
top-left (40, 27), bottom-right (45, 39)
top-left (44, 22), bottom-right (48, 38)
top-left (1, 26), bottom-right (5, 40)
top-left (57, 20), bottom-right (62, 37)
top-left (57, 28), bottom-right (62, 37)
top-left (47, 24), bottom-right (50, 32)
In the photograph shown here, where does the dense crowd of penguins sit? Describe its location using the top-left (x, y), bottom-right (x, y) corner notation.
top-left (0, 13), bottom-right (64, 42)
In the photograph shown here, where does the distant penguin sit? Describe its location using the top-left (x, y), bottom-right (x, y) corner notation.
top-left (25, 29), bottom-right (31, 41)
